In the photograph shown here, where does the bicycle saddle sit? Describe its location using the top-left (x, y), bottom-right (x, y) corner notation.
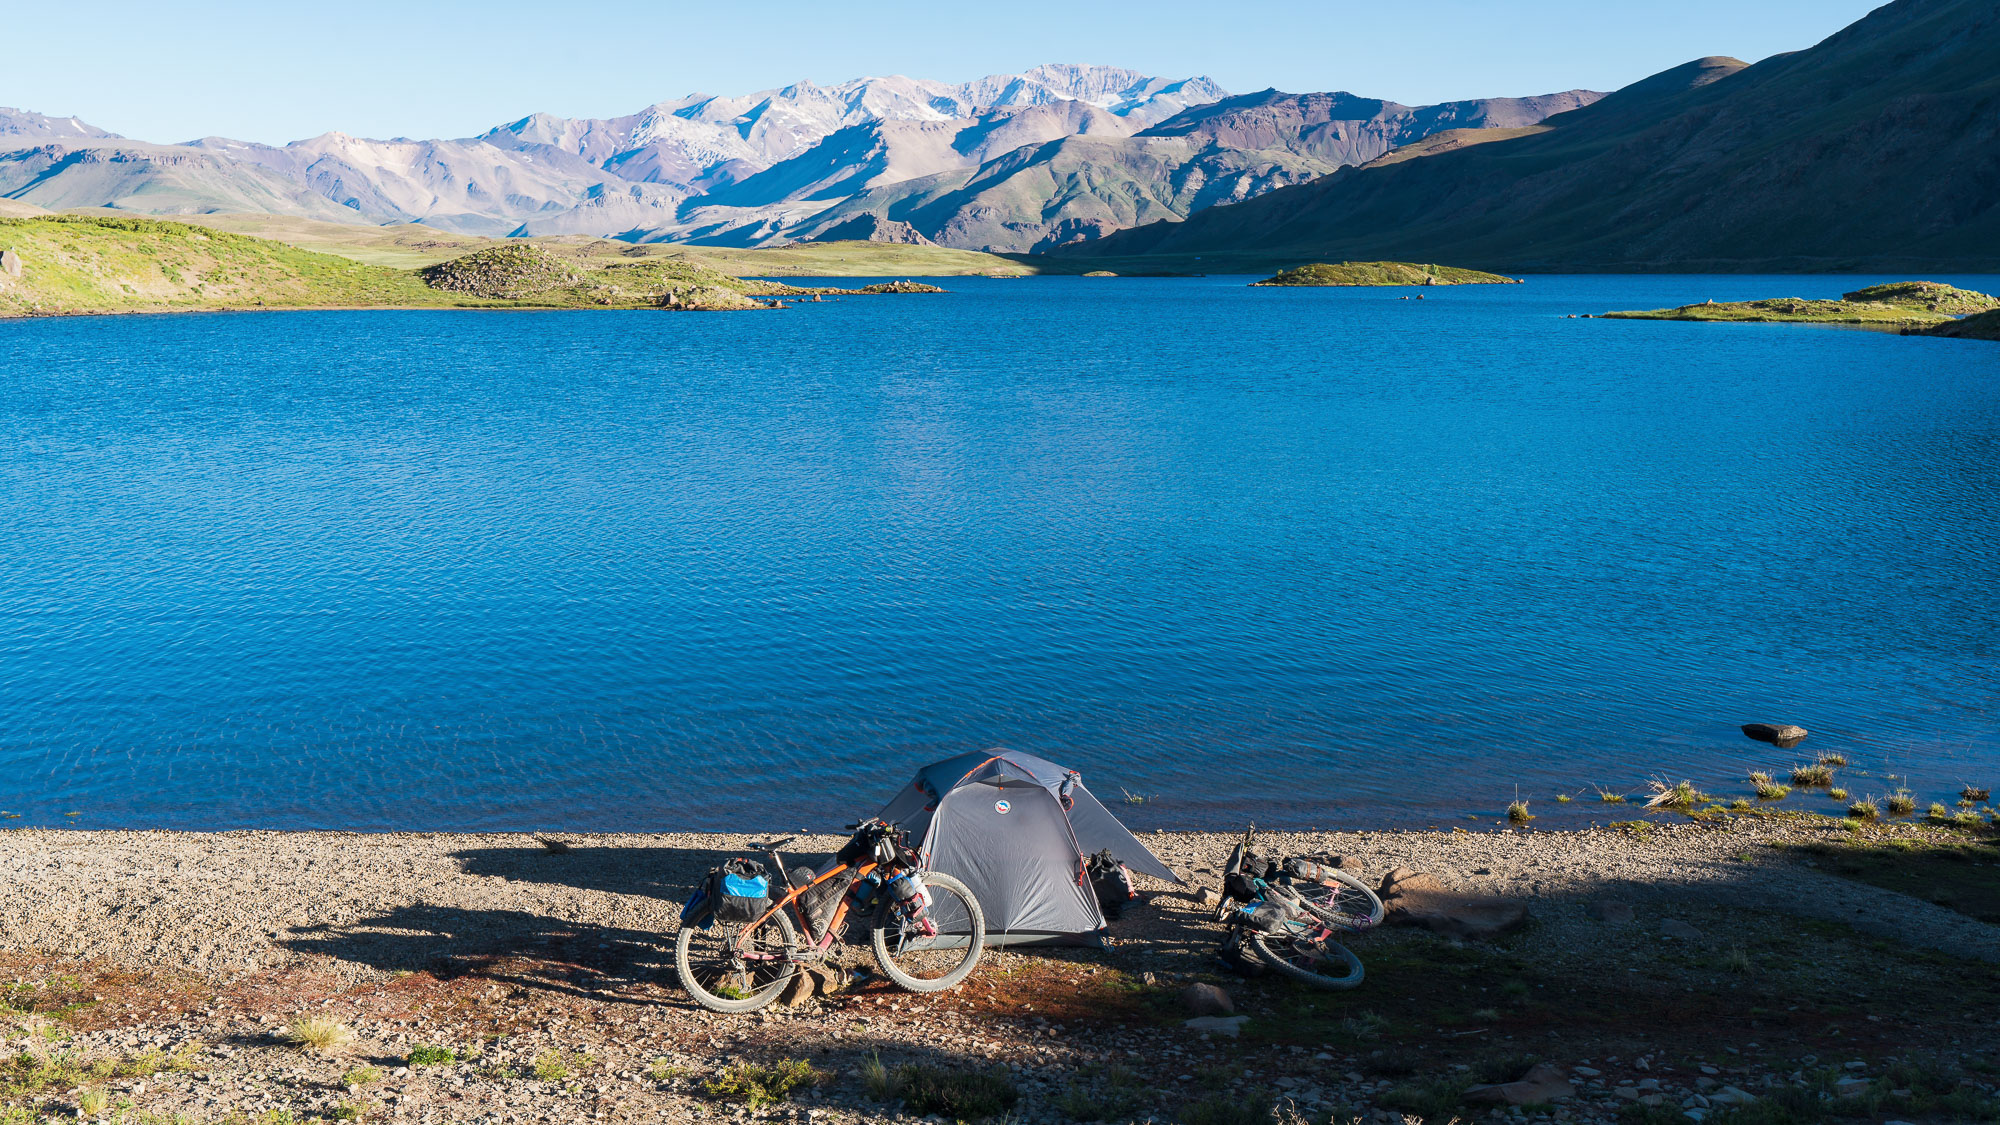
top-left (752, 837), bottom-right (796, 851)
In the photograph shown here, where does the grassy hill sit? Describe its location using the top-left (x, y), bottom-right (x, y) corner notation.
top-left (1064, 0), bottom-right (2000, 272)
top-left (0, 216), bottom-right (956, 318)
top-left (1251, 262), bottom-right (1519, 286)
top-left (1602, 281), bottom-right (1998, 332)
top-left (0, 215), bottom-right (445, 316)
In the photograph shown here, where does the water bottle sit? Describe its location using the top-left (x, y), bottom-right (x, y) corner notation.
top-left (885, 870), bottom-right (932, 921)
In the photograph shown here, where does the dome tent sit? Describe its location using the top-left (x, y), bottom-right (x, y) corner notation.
top-left (877, 749), bottom-right (1182, 946)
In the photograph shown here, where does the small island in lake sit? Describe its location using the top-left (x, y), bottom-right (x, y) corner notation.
top-left (1250, 261), bottom-right (1522, 287)
top-left (1602, 281), bottom-right (1998, 336)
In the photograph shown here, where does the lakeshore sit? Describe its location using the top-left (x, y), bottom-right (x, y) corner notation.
top-left (4, 820), bottom-right (1996, 1124)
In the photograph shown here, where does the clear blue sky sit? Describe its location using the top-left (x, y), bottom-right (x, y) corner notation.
top-left (8, 0), bottom-right (1886, 145)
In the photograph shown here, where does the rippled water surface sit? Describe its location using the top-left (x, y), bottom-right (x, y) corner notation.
top-left (3, 275), bottom-right (1998, 831)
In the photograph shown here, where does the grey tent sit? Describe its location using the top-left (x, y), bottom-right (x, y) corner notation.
top-left (877, 749), bottom-right (1183, 946)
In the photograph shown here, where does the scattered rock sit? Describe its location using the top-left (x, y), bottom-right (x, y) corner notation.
top-left (1464, 1062), bottom-right (1575, 1105)
top-left (1742, 723), bottom-right (1809, 749)
top-left (1834, 1077), bottom-right (1872, 1098)
top-left (1712, 1086), bottom-right (1757, 1106)
top-left (535, 837), bottom-right (573, 854)
top-left (1378, 869), bottom-right (1528, 939)
top-left (1183, 1015), bottom-right (1249, 1037)
top-left (1179, 983), bottom-right (1234, 1016)
top-left (1192, 887), bottom-right (1220, 908)
top-left (1659, 919), bottom-right (1705, 941)
top-left (1, 248), bottom-right (20, 278)
top-left (1574, 1066), bottom-right (1602, 1078)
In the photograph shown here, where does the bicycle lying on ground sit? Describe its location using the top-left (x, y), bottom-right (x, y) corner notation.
top-left (1213, 824), bottom-right (1385, 988)
top-left (675, 818), bottom-right (986, 1013)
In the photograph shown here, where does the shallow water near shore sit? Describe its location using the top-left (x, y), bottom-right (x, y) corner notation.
top-left (3, 274), bottom-right (1998, 832)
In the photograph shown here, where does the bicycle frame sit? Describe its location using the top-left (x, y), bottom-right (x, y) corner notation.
top-left (732, 850), bottom-right (882, 960)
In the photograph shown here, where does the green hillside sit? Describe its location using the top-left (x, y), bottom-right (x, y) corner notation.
top-left (0, 215), bottom-right (445, 316)
top-left (1251, 262), bottom-right (1519, 286)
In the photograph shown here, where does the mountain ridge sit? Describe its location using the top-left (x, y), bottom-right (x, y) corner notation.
top-left (1064, 0), bottom-right (2000, 271)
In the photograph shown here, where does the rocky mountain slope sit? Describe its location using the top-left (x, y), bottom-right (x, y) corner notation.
top-left (790, 89), bottom-right (1603, 252)
top-left (1067, 0), bottom-right (2000, 271)
top-left (0, 65), bottom-right (1594, 251)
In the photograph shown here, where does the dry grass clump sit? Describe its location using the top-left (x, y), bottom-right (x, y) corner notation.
top-left (1829, 787), bottom-right (1850, 802)
top-left (1749, 771), bottom-right (1791, 801)
top-left (1596, 789), bottom-right (1628, 804)
top-left (1964, 784), bottom-right (1992, 803)
top-left (1645, 779), bottom-right (1711, 810)
top-left (282, 1016), bottom-right (355, 1054)
top-left (1507, 799), bottom-right (1534, 824)
top-left (1885, 790), bottom-right (1916, 817)
top-left (1848, 796), bottom-right (1881, 821)
top-left (1791, 763), bottom-right (1834, 788)
top-left (1817, 752), bottom-right (1848, 767)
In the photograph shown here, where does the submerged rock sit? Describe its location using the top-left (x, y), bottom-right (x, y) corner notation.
top-left (1742, 723), bottom-right (1809, 749)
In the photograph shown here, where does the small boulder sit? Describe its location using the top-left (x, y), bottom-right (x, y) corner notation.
top-left (1464, 1062), bottom-right (1575, 1105)
top-left (1591, 900), bottom-right (1635, 925)
top-left (0, 248), bottom-right (20, 278)
top-left (1742, 723), bottom-right (1809, 749)
top-left (1659, 919), bottom-right (1705, 941)
top-left (1183, 1015), bottom-right (1248, 1037)
top-left (1192, 887), bottom-right (1220, 908)
top-left (1712, 1086), bottom-right (1757, 1107)
top-left (1180, 983), bottom-right (1234, 1016)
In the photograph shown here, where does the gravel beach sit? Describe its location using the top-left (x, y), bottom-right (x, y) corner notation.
top-left (4, 820), bottom-right (1998, 1124)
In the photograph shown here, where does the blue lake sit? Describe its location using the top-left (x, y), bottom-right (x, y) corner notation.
top-left (3, 275), bottom-right (1997, 831)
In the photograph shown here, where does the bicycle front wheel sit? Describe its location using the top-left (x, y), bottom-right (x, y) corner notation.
top-left (1250, 922), bottom-right (1365, 989)
top-left (871, 871), bottom-right (985, 993)
top-left (1293, 869), bottom-right (1385, 932)
top-left (675, 908), bottom-right (800, 1013)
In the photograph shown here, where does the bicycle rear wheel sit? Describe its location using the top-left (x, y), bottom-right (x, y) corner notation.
top-left (1293, 869), bottom-right (1385, 932)
top-left (675, 908), bottom-right (800, 1013)
top-left (871, 871), bottom-right (985, 993)
top-left (1250, 921), bottom-right (1365, 989)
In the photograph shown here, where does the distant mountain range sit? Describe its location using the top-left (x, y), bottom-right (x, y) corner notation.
top-left (0, 64), bottom-right (1600, 252)
top-left (1066, 0), bottom-right (2000, 270)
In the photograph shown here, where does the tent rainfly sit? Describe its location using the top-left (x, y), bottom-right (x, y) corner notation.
top-left (877, 749), bottom-right (1182, 946)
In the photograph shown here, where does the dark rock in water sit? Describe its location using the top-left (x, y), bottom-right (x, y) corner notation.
top-left (1378, 868), bottom-right (1527, 938)
top-left (1742, 723), bottom-right (1809, 749)
top-left (1465, 1062), bottom-right (1577, 1105)
top-left (1180, 982), bottom-right (1234, 1016)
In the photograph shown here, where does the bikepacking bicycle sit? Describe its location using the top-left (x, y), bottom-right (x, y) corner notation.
top-left (675, 818), bottom-right (986, 1013)
top-left (1213, 824), bottom-right (1385, 989)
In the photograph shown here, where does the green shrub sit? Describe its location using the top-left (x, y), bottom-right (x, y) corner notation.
top-left (702, 1059), bottom-right (824, 1109)
top-left (892, 1064), bottom-right (1019, 1120)
top-left (406, 1044), bottom-right (456, 1066)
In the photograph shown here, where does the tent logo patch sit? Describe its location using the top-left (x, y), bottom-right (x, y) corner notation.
top-left (994, 800), bottom-right (1011, 815)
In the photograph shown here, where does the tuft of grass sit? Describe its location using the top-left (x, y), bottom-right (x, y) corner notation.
top-left (1507, 799), bottom-right (1534, 824)
top-left (1791, 763), bottom-right (1834, 788)
top-left (702, 1059), bottom-right (825, 1109)
top-left (1829, 787), bottom-right (1850, 802)
top-left (1749, 772), bottom-right (1792, 801)
top-left (405, 1045), bottom-right (456, 1067)
top-left (1555, 794), bottom-right (1572, 804)
top-left (1964, 785), bottom-right (1992, 803)
top-left (1818, 752), bottom-right (1849, 767)
top-left (1849, 796), bottom-right (1881, 821)
top-left (532, 1050), bottom-right (589, 1083)
top-left (1722, 946), bottom-right (1752, 973)
top-left (1381, 1074), bottom-right (1476, 1121)
top-left (77, 1088), bottom-right (108, 1117)
top-left (646, 1058), bottom-right (686, 1083)
top-left (280, 1016), bottom-right (354, 1054)
top-left (1645, 779), bottom-right (1712, 811)
top-left (860, 1052), bottom-right (893, 1100)
top-left (1885, 791), bottom-right (1916, 817)
top-left (1597, 789), bottom-right (1628, 804)
top-left (890, 1064), bottom-right (1020, 1121)
top-left (1729, 798), bottom-right (1754, 811)
top-left (341, 1066), bottom-right (381, 1087)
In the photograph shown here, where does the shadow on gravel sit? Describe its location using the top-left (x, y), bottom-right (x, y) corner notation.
top-left (449, 841), bottom-right (839, 903)
top-left (279, 905), bottom-right (684, 1006)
